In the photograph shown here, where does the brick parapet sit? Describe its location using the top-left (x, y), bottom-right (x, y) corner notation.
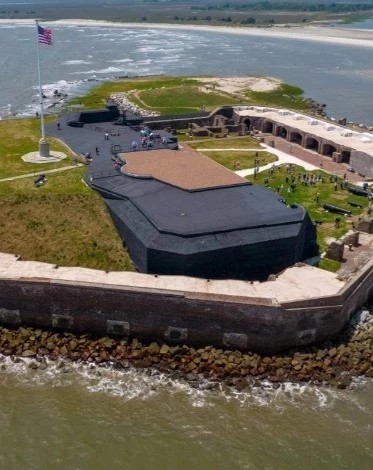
top-left (0, 254), bottom-right (372, 354)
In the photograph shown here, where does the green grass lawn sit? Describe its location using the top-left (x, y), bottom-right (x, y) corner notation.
top-left (248, 165), bottom-right (369, 252)
top-left (0, 168), bottom-right (134, 271)
top-left (68, 77), bottom-right (201, 109)
top-left (128, 86), bottom-right (233, 114)
top-left (188, 136), bottom-right (262, 150)
top-left (0, 118), bottom-right (76, 179)
top-left (246, 83), bottom-right (308, 111)
top-left (68, 76), bottom-right (309, 117)
top-left (200, 150), bottom-right (277, 171)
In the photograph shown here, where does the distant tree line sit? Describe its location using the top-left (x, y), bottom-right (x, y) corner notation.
top-left (193, 2), bottom-right (373, 13)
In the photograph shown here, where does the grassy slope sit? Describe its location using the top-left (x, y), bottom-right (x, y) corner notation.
top-left (0, 118), bottom-right (76, 179)
top-left (128, 86), bottom-right (233, 114)
top-left (0, 168), bottom-right (134, 271)
top-left (246, 84), bottom-right (307, 111)
top-left (68, 76), bottom-right (308, 114)
top-left (69, 77), bottom-right (200, 109)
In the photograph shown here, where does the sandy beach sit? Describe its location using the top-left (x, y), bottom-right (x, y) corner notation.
top-left (2, 18), bottom-right (373, 48)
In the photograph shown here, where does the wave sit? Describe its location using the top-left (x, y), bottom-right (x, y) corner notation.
top-left (112, 59), bottom-right (134, 64)
top-left (6, 78), bottom-right (99, 118)
top-left (63, 60), bottom-right (92, 65)
top-left (1, 354), bottom-right (372, 412)
top-left (71, 67), bottom-right (126, 75)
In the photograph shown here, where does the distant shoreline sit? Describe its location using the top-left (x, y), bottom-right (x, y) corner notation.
top-left (1, 18), bottom-right (373, 48)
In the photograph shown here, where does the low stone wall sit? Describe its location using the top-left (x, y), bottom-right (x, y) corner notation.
top-left (0, 255), bottom-right (372, 354)
top-left (350, 150), bottom-right (373, 178)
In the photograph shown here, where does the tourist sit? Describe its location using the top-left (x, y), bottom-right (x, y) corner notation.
top-left (57, 122), bottom-right (61, 130)
top-left (104, 132), bottom-right (109, 140)
top-left (132, 140), bottom-right (138, 151)
top-left (95, 146), bottom-right (99, 156)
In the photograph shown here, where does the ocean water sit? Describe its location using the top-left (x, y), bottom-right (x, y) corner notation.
top-left (0, 22), bottom-right (373, 125)
top-left (0, 357), bottom-right (372, 469)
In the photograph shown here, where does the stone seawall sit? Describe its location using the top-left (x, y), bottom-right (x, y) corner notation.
top-left (0, 252), bottom-right (372, 354)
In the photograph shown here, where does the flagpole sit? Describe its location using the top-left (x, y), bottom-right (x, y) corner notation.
top-left (35, 19), bottom-right (45, 140)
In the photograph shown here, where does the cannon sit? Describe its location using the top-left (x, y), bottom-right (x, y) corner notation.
top-left (34, 174), bottom-right (46, 187)
top-left (323, 204), bottom-right (351, 216)
top-left (348, 201), bottom-right (363, 208)
top-left (348, 187), bottom-right (370, 197)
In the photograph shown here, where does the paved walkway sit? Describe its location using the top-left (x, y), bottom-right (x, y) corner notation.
top-left (197, 136), bottom-right (365, 184)
top-left (0, 163), bottom-right (83, 183)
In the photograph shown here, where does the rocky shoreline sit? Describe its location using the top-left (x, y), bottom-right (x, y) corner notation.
top-left (0, 307), bottom-right (372, 390)
top-left (110, 91), bottom-right (160, 117)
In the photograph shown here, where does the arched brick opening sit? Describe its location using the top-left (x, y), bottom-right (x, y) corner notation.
top-left (322, 143), bottom-right (337, 157)
top-left (276, 126), bottom-right (287, 139)
top-left (244, 118), bottom-right (251, 129)
top-left (289, 131), bottom-right (303, 145)
top-left (341, 149), bottom-right (351, 164)
top-left (305, 136), bottom-right (320, 152)
top-left (262, 120), bottom-right (274, 133)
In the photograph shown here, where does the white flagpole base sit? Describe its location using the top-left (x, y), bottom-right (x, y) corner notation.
top-left (39, 137), bottom-right (50, 158)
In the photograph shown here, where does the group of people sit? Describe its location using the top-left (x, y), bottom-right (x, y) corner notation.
top-left (130, 127), bottom-right (167, 151)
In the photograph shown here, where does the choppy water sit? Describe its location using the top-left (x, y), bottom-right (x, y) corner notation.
top-left (0, 356), bottom-right (372, 469)
top-left (0, 22), bottom-right (373, 125)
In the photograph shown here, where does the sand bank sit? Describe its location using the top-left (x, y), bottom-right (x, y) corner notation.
top-left (1, 19), bottom-right (373, 48)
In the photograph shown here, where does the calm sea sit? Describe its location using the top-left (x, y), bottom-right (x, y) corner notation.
top-left (0, 20), bottom-right (373, 469)
top-left (0, 22), bottom-right (373, 125)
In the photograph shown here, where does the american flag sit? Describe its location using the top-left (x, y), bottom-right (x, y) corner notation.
top-left (38, 25), bottom-right (53, 45)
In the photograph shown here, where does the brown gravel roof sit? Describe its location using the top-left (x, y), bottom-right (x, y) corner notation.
top-left (120, 148), bottom-right (248, 191)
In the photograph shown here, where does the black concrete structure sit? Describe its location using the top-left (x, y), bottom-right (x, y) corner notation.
top-left (47, 108), bottom-right (318, 280)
